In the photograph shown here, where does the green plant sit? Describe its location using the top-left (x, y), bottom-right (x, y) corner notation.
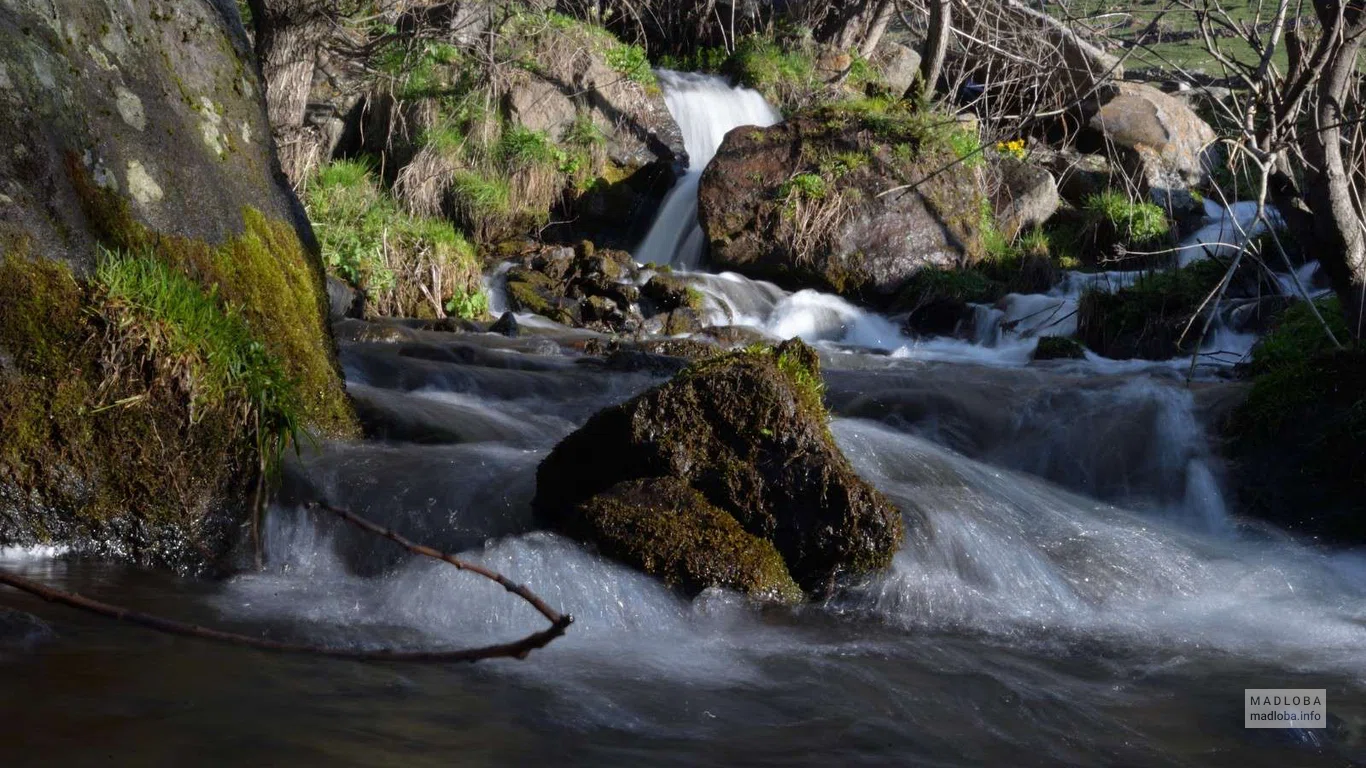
top-left (605, 42), bottom-right (656, 87)
top-left (1083, 190), bottom-right (1171, 245)
top-left (305, 160), bottom-right (485, 319)
top-left (95, 249), bottom-right (301, 465)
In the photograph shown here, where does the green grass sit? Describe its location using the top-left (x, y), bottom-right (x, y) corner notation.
top-left (95, 249), bottom-right (301, 460)
top-left (1084, 190), bottom-right (1171, 245)
top-left (305, 159), bottom-right (486, 319)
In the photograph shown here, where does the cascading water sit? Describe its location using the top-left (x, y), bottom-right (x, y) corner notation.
top-left (4, 72), bottom-right (1365, 768)
top-left (634, 71), bottom-right (782, 269)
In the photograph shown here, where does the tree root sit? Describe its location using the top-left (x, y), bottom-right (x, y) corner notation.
top-left (0, 501), bottom-right (572, 662)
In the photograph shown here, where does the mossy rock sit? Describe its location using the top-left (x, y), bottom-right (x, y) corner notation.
top-left (575, 478), bottom-right (803, 602)
top-left (534, 338), bottom-right (906, 596)
top-left (1222, 299), bottom-right (1366, 543)
top-left (642, 274), bottom-right (704, 312)
top-left (697, 101), bottom-right (989, 307)
top-left (0, 0), bottom-right (355, 569)
top-left (1033, 336), bottom-right (1086, 361)
top-left (1076, 259), bottom-right (1227, 360)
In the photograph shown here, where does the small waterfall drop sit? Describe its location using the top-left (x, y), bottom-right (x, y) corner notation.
top-left (634, 71), bottom-right (782, 269)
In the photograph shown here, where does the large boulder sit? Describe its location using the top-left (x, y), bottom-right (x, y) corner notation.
top-left (534, 339), bottom-right (907, 596)
top-left (698, 104), bottom-right (989, 305)
top-left (0, 0), bottom-right (355, 570)
top-left (1088, 82), bottom-right (1218, 214)
top-left (874, 42), bottom-right (922, 96)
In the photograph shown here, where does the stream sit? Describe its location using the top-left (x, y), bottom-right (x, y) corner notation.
top-left (2, 72), bottom-right (1364, 767)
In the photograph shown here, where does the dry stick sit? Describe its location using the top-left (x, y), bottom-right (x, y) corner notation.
top-left (0, 503), bottom-right (572, 663)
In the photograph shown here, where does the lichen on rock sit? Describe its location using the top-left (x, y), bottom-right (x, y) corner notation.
top-left (0, 0), bottom-right (355, 570)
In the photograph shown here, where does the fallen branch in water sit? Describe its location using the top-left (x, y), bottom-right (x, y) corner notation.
top-left (0, 502), bottom-right (572, 662)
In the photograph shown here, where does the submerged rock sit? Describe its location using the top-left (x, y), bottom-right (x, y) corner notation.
top-left (0, 608), bottom-right (55, 652)
top-left (698, 103), bottom-right (989, 306)
top-left (534, 339), bottom-right (906, 596)
top-left (1032, 335), bottom-right (1086, 361)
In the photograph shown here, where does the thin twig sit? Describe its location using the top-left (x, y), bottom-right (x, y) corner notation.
top-left (0, 503), bottom-right (572, 662)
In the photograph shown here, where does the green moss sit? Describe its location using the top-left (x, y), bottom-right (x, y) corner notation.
top-left (577, 477), bottom-right (804, 602)
top-left (1225, 298), bottom-right (1365, 541)
top-left (1236, 297), bottom-right (1355, 434)
top-left (1077, 259), bottom-right (1228, 359)
top-left (0, 249), bottom-right (253, 557)
top-left (68, 156), bottom-right (356, 437)
top-left (1033, 335), bottom-right (1086, 360)
top-left (95, 249), bottom-right (300, 457)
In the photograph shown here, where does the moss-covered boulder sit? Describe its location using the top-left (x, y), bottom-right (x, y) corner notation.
top-left (0, 0), bottom-right (355, 570)
top-left (1033, 336), bottom-right (1086, 361)
top-left (534, 339), bottom-right (906, 596)
top-left (698, 101), bottom-right (989, 306)
top-left (1076, 259), bottom-right (1226, 360)
top-left (1222, 299), bottom-right (1366, 543)
top-left (574, 478), bottom-right (803, 602)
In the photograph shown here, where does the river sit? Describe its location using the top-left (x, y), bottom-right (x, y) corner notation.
top-left (1, 72), bottom-right (1363, 767)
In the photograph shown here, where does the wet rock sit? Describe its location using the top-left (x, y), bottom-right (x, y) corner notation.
top-left (0, 608), bottom-right (56, 651)
top-left (575, 478), bottom-right (803, 602)
top-left (699, 104), bottom-right (988, 306)
top-left (642, 274), bottom-right (702, 312)
top-left (489, 311), bottom-right (520, 337)
top-left (505, 242), bottom-right (646, 332)
top-left (333, 318), bottom-right (420, 344)
top-left (1032, 336), bottom-right (1086, 360)
top-left (535, 339), bottom-right (907, 595)
top-left (1088, 82), bottom-right (1218, 214)
top-left (662, 307), bottom-right (703, 336)
top-left (326, 276), bottom-right (364, 321)
top-left (698, 325), bottom-right (771, 348)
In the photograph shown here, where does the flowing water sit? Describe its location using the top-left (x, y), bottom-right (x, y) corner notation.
top-left (3, 75), bottom-right (1365, 767)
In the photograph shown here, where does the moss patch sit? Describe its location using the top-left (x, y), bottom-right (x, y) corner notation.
top-left (70, 159), bottom-right (355, 437)
top-left (576, 478), bottom-right (803, 602)
top-left (1077, 259), bottom-right (1227, 360)
top-left (1225, 298), bottom-right (1365, 542)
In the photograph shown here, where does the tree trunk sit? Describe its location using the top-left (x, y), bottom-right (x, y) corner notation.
top-left (247, 0), bottom-right (332, 184)
top-left (816, 0), bottom-right (876, 51)
top-left (1303, 6), bottom-right (1366, 336)
top-left (859, 0), bottom-right (897, 58)
top-left (915, 0), bottom-right (952, 99)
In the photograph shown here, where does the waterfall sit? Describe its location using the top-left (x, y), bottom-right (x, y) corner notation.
top-left (634, 71), bottom-right (782, 269)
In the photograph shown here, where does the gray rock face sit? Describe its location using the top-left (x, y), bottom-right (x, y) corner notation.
top-left (0, 0), bottom-right (312, 273)
top-left (1033, 147), bottom-right (1117, 205)
top-left (875, 42), bottom-right (922, 96)
top-left (994, 157), bottom-right (1060, 239)
top-left (502, 52), bottom-right (685, 172)
top-left (1088, 82), bottom-right (1218, 213)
